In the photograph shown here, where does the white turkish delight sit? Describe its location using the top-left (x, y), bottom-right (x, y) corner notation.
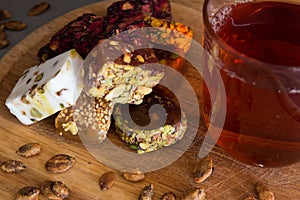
top-left (5, 49), bottom-right (83, 125)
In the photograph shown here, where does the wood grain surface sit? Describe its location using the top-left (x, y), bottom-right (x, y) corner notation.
top-left (0, 0), bottom-right (299, 199)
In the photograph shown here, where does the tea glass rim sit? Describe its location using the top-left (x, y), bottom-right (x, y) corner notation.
top-left (202, 0), bottom-right (300, 71)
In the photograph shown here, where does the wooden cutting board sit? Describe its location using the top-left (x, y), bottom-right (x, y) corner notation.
top-left (0, 0), bottom-right (299, 199)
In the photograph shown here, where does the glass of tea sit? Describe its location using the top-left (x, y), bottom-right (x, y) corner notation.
top-left (202, 0), bottom-right (300, 167)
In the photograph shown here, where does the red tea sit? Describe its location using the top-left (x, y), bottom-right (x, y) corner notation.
top-left (203, 1), bottom-right (300, 167)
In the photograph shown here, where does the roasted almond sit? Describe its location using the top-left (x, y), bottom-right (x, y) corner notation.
top-left (99, 171), bottom-right (115, 191)
top-left (192, 156), bottom-right (213, 184)
top-left (4, 20), bottom-right (27, 31)
top-left (16, 186), bottom-right (40, 200)
top-left (244, 195), bottom-right (258, 200)
top-left (0, 39), bottom-right (9, 49)
top-left (28, 2), bottom-right (50, 16)
top-left (16, 142), bottom-right (41, 157)
top-left (45, 154), bottom-right (75, 173)
top-left (160, 191), bottom-right (176, 200)
top-left (0, 159), bottom-right (26, 173)
top-left (181, 188), bottom-right (206, 200)
top-left (40, 180), bottom-right (58, 199)
top-left (52, 181), bottom-right (69, 199)
top-left (0, 9), bottom-right (11, 21)
top-left (0, 25), bottom-right (6, 40)
top-left (40, 180), bottom-right (69, 199)
top-left (122, 168), bottom-right (145, 182)
top-left (256, 183), bottom-right (275, 200)
top-left (138, 184), bottom-right (154, 200)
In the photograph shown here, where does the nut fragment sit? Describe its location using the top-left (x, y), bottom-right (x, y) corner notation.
top-left (122, 168), bottom-right (145, 182)
top-left (0, 26), bottom-right (6, 40)
top-left (28, 2), bottom-right (50, 16)
top-left (16, 186), bottom-right (40, 200)
top-left (40, 180), bottom-right (59, 200)
top-left (40, 180), bottom-right (69, 200)
top-left (160, 191), bottom-right (176, 200)
top-left (138, 184), bottom-right (154, 200)
top-left (55, 106), bottom-right (80, 142)
top-left (4, 20), bottom-right (27, 31)
top-left (121, 2), bottom-right (134, 10)
top-left (16, 143), bottom-right (41, 157)
top-left (192, 156), bottom-right (213, 183)
top-left (256, 183), bottom-right (275, 200)
top-left (52, 181), bottom-right (69, 199)
top-left (181, 188), bottom-right (206, 200)
top-left (0, 9), bottom-right (11, 21)
top-left (99, 171), bottom-right (115, 191)
top-left (0, 24), bottom-right (8, 48)
top-left (0, 159), bottom-right (26, 173)
top-left (144, 16), bottom-right (193, 53)
top-left (0, 39), bottom-right (9, 49)
top-left (45, 154), bottom-right (75, 173)
top-left (244, 195), bottom-right (258, 200)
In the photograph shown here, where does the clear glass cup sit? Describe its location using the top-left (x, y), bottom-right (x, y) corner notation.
top-left (202, 0), bottom-right (300, 167)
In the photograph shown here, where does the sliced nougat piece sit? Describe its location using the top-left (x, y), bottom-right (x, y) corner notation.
top-left (55, 91), bottom-right (114, 141)
top-left (114, 86), bottom-right (187, 153)
top-left (56, 91), bottom-right (114, 142)
top-left (37, 13), bottom-right (98, 62)
top-left (5, 49), bottom-right (83, 125)
top-left (106, 0), bottom-right (172, 20)
top-left (83, 40), bottom-right (165, 105)
top-left (144, 16), bottom-right (193, 53)
top-left (88, 61), bottom-right (164, 105)
top-left (73, 92), bottom-right (114, 142)
top-left (144, 16), bottom-right (193, 72)
top-left (37, 11), bottom-right (146, 62)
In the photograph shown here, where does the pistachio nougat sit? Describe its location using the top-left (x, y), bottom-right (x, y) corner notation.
top-left (6, 49), bottom-right (83, 125)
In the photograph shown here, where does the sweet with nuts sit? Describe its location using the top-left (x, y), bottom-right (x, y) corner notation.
top-left (5, 49), bottom-right (83, 125)
top-left (106, 0), bottom-right (172, 20)
top-left (37, 0), bottom-right (173, 62)
top-left (114, 86), bottom-right (187, 153)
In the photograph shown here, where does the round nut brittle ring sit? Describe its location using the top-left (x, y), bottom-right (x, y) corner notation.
top-left (114, 86), bottom-right (188, 154)
top-left (73, 27), bottom-right (226, 173)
